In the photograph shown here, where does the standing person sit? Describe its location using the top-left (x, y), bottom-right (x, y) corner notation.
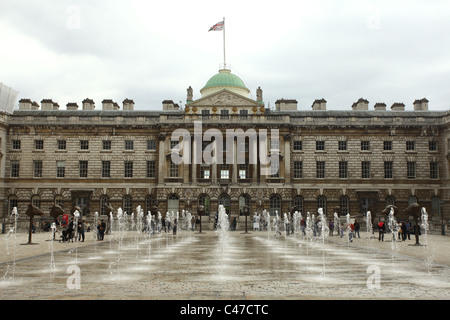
top-left (77, 219), bottom-right (85, 242)
top-left (405, 220), bottom-right (411, 240)
top-left (191, 216), bottom-right (195, 231)
top-left (96, 221), bottom-right (101, 240)
top-left (329, 220), bottom-right (334, 236)
top-left (401, 221), bottom-right (407, 241)
top-left (231, 217), bottom-right (237, 231)
top-left (300, 218), bottom-right (306, 236)
top-left (99, 220), bottom-right (106, 240)
top-left (354, 219), bottom-right (360, 238)
top-left (172, 218), bottom-right (177, 235)
top-left (378, 221), bottom-right (385, 241)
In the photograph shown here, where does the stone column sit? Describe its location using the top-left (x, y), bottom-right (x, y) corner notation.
top-left (192, 134), bottom-right (197, 183)
top-left (284, 134), bottom-right (291, 184)
top-left (232, 139), bottom-right (238, 184)
top-left (158, 133), bottom-right (166, 184)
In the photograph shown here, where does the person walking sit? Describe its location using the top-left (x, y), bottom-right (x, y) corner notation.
top-left (98, 220), bottom-right (106, 240)
top-left (354, 219), bottom-right (360, 238)
top-left (405, 220), bottom-right (411, 240)
top-left (77, 219), bottom-right (85, 242)
top-left (378, 221), bottom-right (385, 241)
top-left (329, 220), bottom-right (334, 236)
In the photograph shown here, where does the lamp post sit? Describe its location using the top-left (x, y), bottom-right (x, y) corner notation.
top-left (197, 205), bottom-right (205, 234)
top-left (440, 201), bottom-right (445, 236)
top-left (241, 205), bottom-right (251, 234)
top-left (2, 199), bottom-right (7, 234)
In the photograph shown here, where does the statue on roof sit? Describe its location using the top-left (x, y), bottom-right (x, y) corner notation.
top-left (187, 86), bottom-right (193, 102)
top-left (257, 87), bottom-right (263, 102)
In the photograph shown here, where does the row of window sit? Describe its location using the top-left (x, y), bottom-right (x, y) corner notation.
top-left (13, 139), bottom-right (438, 153)
top-left (293, 161), bottom-right (439, 179)
top-left (11, 139), bottom-right (158, 151)
top-left (293, 140), bottom-right (438, 152)
top-left (10, 159), bottom-right (440, 179)
top-left (11, 160), bottom-right (157, 178)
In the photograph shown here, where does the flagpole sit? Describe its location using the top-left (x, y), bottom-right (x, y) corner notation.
top-left (223, 17), bottom-right (226, 68)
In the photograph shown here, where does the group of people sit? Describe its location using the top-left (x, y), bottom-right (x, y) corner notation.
top-left (60, 218), bottom-right (88, 242)
top-left (377, 219), bottom-right (418, 241)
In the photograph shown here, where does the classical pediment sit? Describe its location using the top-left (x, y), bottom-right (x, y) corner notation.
top-left (188, 89), bottom-right (262, 108)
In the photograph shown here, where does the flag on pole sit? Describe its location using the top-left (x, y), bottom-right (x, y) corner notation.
top-left (208, 20), bottom-right (224, 31)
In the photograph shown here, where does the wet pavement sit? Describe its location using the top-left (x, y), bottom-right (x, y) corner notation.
top-left (1, 228), bottom-right (449, 300)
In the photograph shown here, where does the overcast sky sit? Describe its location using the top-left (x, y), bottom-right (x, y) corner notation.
top-left (1, 0), bottom-right (449, 111)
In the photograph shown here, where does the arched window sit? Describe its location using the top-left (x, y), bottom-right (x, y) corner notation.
top-left (317, 195), bottom-right (327, 214)
top-left (269, 194), bottom-right (281, 216)
top-left (198, 194), bottom-right (210, 215)
top-left (54, 195), bottom-right (64, 208)
top-left (145, 194), bottom-right (157, 214)
top-left (167, 194), bottom-right (179, 214)
top-left (100, 195), bottom-right (110, 216)
top-left (8, 195), bottom-right (18, 214)
top-left (293, 196), bottom-right (303, 213)
top-left (431, 196), bottom-right (441, 217)
top-left (339, 196), bottom-right (349, 215)
top-left (385, 195), bottom-right (395, 206)
top-left (218, 193), bottom-right (231, 215)
top-left (408, 196), bottom-right (418, 206)
top-left (239, 194), bottom-right (251, 216)
top-left (31, 195), bottom-right (41, 209)
top-left (123, 195), bottom-right (132, 214)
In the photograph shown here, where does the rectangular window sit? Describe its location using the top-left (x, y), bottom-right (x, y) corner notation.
top-left (169, 162), bottom-right (178, 177)
top-left (220, 164), bottom-right (230, 179)
top-left (147, 140), bottom-right (156, 150)
top-left (33, 160), bottom-right (43, 178)
top-left (124, 161), bottom-right (133, 178)
top-left (270, 137), bottom-right (279, 150)
top-left (146, 161), bottom-right (156, 178)
top-left (80, 140), bottom-right (89, 150)
top-left (316, 141), bottom-right (325, 151)
top-left (429, 141), bottom-right (437, 151)
top-left (79, 161), bottom-right (88, 178)
top-left (293, 161), bottom-right (303, 179)
top-left (338, 141), bottom-right (347, 151)
top-left (362, 161), bottom-right (370, 178)
top-left (339, 161), bottom-right (348, 178)
top-left (35, 140), bottom-right (44, 150)
top-left (407, 161), bottom-right (416, 179)
top-left (57, 161), bottom-right (65, 178)
top-left (430, 162), bottom-right (439, 179)
top-left (201, 165), bottom-right (210, 179)
top-left (238, 164), bottom-right (249, 179)
top-left (239, 109), bottom-right (248, 119)
top-left (201, 109), bottom-right (210, 119)
top-left (125, 140), bottom-right (134, 150)
top-left (170, 140), bottom-right (179, 150)
top-left (293, 141), bottom-right (302, 151)
top-left (12, 140), bottom-right (21, 150)
top-left (102, 161), bottom-right (111, 178)
top-left (316, 161), bottom-right (325, 178)
top-left (11, 161), bottom-right (20, 177)
top-left (383, 141), bottom-right (392, 151)
top-left (361, 141), bottom-right (370, 151)
top-left (220, 109), bottom-right (229, 120)
top-left (57, 140), bottom-right (66, 150)
top-left (406, 141), bottom-right (415, 151)
top-left (384, 161), bottom-right (393, 179)
top-left (102, 140), bottom-right (111, 150)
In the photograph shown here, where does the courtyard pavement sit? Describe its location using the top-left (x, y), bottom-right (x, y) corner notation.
top-left (1, 228), bottom-right (449, 301)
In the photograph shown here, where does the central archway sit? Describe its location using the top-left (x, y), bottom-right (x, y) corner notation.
top-left (218, 193), bottom-right (231, 215)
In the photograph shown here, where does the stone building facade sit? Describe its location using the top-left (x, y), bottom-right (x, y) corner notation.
top-left (1, 68), bottom-right (449, 230)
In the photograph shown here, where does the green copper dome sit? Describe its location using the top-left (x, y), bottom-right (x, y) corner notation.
top-left (200, 69), bottom-right (250, 97)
